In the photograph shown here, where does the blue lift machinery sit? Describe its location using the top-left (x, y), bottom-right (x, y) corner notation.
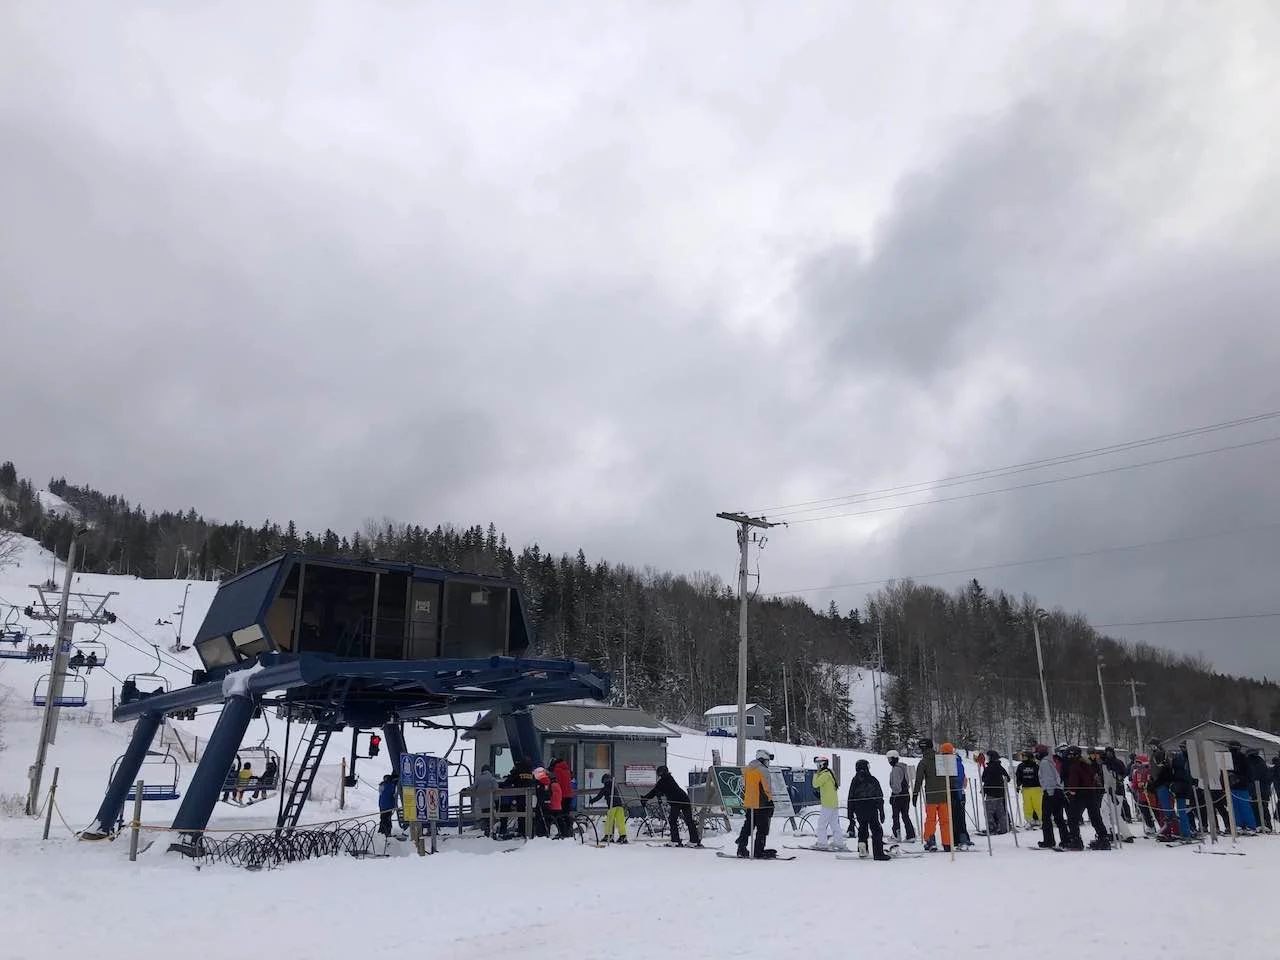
top-left (85, 554), bottom-right (610, 849)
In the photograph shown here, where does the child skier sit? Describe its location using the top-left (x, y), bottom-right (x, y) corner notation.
top-left (848, 759), bottom-right (891, 860)
top-left (591, 772), bottom-right (629, 844)
top-left (811, 756), bottom-right (846, 850)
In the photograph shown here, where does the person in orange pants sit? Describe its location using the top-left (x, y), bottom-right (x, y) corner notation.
top-left (912, 739), bottom-right (954, 851)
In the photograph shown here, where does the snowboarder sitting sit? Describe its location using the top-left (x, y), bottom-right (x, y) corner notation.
top-left (736, 749), bottom-right (776, 859)
top-left (811, 756), bottom-right (846, 850)
top-left (642, 765), bottom-right (702, 847)
top-left (591, 772), bottom-right (629, 844)
top-left (849, 759), bottom-right (891, 860)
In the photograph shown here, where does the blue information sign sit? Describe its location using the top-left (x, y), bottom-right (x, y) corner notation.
top-left (400, 753), bottom-right (448, 821)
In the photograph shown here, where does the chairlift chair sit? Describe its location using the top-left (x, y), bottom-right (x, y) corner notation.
top-left (70, 626), bottom-right (108, 668)
top-left (33, 673), bottom-right (88, 708)
top-left (220, 745), bottom-right (282, 806)
top-left (111, 748), bottom-right (182, 802)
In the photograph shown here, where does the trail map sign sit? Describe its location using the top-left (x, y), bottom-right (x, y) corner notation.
top-left (710, 765), bottom-right (796, 816)
top-left (400, 753), bottom-right (448, 822)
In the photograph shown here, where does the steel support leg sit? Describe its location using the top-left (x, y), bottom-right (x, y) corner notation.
top-left (168, 694), bottom-right (256, 844)
top-left (502, 709), bottom-right (542, 769)
top-left (85, 712), bottom-right (163, 838)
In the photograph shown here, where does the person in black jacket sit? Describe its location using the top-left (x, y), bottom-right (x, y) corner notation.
top-left (848, 759), bottom-right (891, 860)
top-left (642, 765), bottom-right (702, 846)
top-left (981, 751), bottom-right (1011, 834)
top-left (1245, 748), bottom-right (1271, 831)
top-left (1014, 751), bottom-right (1042, 828)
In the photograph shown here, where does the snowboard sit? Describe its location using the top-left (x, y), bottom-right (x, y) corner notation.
top-left (716, 852), bottom-right (797, 861)
top-left (645, 841), bottom-right (720, 849)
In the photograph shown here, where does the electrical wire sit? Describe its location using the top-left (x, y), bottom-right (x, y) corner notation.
top-left (774, 433), bottom-right (1280, 525)
top-left (1093, 613), bottom-right (1280, 627)
top-left (769, 519), bottom-right (1280, 595)
top-left (751, 408), bottom-right (1280, 517)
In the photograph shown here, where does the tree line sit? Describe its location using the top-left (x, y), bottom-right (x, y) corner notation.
top-left (2, 460), bottom-right (1277, 751)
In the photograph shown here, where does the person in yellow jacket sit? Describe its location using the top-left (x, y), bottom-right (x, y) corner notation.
top-left (736, 749), bottom-right (777, 859)
top-left (235, 761), bottom-right (253, 803)
top-left (811, 756), bottom-right (847, 850)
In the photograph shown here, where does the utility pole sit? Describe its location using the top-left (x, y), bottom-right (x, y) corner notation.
top-left (782, 662), bottom-right (791, 744)
top-left (174, 582), bottom-right (192, 651)
top-left (1031, 611), bottom-right (1054, 747)
top-left (1128, 679), bottom-right (1147, 749)
top-left (25, 531), bottom-right (117, 814)
top-left (716, 511), bottom-right (780, 767)
top-left (1095, 658), bottom-right (1113, 746)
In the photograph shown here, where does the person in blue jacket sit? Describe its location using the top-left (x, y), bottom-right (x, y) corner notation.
top-left (378, 774), bottom-right (398, 838)
top-left (952, 754), bottom-right (973, 847)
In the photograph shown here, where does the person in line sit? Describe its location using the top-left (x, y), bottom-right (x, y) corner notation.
top-left (591, 772), bottom-right (628, 844)
top-left (378, 773), bottom-right (398, 839)
top-left (642, 765), bottom-right (702, 847)
top-left (1129, 754), bottom-right (1157, 836)
top-left (811, 755), bottom-right (845, 850)
top-left (1015, 750), bottom-right (1042, 829)
top-left (952, 751), bottom-right (973, 848)
top-left (911, 739), bottom-right (953, 852)
top-left (981, 750), bottom-right (1011, 835)
top-left (849, 759), bottom-right (891, 860)
top-left (1244, 747), bottom-right (1271, 832)
top-left (472, 763), bottom-right (500, 836)
top-left (531, 767), bottom-right (556, 837)
top-left (497, 759), bottom-right (534, 839)
top-left (545, 766), bottom-right (573, 839)
top-left (1063, 746), bottom-right (1109, 850)
top-left (736, 748), bottom-right (775, 858)
top-left (551, 758), bottom-right (576, 819)
top-left (1170, 742), bottom-right (1198, 836)
top-left (886, 750), bottom-right (916, 842)
top-left (1098, 747), bottom-right (1130, 842)
top-left (1226, 742), bottom-right (1258, 832)
top-left (1037, 744), bottom-right (1070, 849)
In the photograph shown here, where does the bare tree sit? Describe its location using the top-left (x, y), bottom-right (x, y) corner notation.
top-left (0, 530), bottom-right (21, 571)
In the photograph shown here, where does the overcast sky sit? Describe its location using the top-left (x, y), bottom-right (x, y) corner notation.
top-left (4, 2), bottom-right (1279, 678)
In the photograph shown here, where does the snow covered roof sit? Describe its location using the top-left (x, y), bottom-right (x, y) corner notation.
top-left (703, 703), bottom-right (769, 716)
top-left (1163, 720), bottom-right (1280, 752)
top-left (465, 702), bottom-right (676, 740)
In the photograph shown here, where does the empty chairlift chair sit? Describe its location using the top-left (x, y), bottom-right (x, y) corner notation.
top-left (33, 673), bottom-right (88, 708)
top-left (0, 608), bottom-right (29, 658)
top-left (111, 748), bottom-right (182, 804)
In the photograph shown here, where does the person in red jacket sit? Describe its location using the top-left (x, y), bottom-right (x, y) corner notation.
top-left (552, 758), bottom-right (576, 815)
top-left (541, 766), bottom-right (573, 839)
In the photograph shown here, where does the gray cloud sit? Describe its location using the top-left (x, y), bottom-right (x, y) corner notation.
top-left (3, 3), bottom-right (1279, 677)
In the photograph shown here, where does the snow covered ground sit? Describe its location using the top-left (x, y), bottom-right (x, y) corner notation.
top-left (1, 534), bottom-right (1274, 960)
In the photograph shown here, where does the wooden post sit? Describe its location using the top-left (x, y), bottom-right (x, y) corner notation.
top-left (429, 820), bottom-right (438, 854)
top-left (42, 767), bottom-right (60, 840)
top-left (128, 780), bottom-right (144, 861)
top-left (340, 758), bottom-right (346, 810)
top-left (411, 821), bottom-right (424, 856)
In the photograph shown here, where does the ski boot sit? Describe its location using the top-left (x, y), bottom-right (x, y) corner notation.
top-left (858, 841), bottom-right (869, 858)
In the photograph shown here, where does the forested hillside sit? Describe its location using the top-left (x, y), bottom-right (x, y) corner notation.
top-left (2, 460), bottom-right (1277, 750)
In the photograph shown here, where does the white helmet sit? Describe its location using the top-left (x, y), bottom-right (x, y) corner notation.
top-left (814, 755), bottom-right (829, 766)
top-left (886, 749), bottom-right (900, 759)
top-left (755, 748), bottom-right (774, 762)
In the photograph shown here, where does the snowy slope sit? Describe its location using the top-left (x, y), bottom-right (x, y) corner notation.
top-left (2, 533), bottom-right (1274, 960)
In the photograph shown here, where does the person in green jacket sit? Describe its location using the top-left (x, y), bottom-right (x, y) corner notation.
top-left (812, 756), bottom-right (847, 850)
top-left (911, 739), bottom-right (955, 850)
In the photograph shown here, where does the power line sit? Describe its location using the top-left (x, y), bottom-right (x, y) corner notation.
top-left (769, 519), bottom-right (1280, 595)
top-left (753, 407), bottom-right (1280, 518)
top-left (779, 433), bottom-right (1280, 525)
top-left (1094, 613), bottom-right (1280, 628)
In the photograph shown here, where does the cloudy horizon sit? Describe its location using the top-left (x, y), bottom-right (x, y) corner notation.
top-left (4, 2), bottom-right (1279, 677)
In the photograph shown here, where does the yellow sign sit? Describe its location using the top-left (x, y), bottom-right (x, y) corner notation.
top-left (402, 786), bottom-right (418, 821)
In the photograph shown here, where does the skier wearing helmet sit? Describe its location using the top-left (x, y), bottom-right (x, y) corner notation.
top-left (811, 756), bottom-right (845, 850)
top-left (640, 764), bottom-right (702, 846)
top-left (736, 748), bottom-right (776, 858)
top-left (886, 750), bottom-right (916, 841)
